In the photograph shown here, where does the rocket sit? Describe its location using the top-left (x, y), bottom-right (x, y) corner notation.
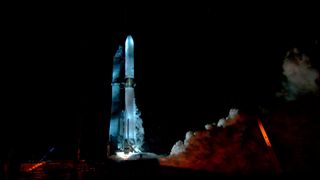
top-left (109, 35), bottom-right (144, 155)
top-left (124, 35), bottom-right (135, 141)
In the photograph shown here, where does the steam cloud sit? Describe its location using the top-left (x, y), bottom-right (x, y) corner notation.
top-left (278, 48), bottom-right (319, 101)
top-left (134, 100), bottom-right (144, 151)
top-left (159, 109), bottom-right (275, 174)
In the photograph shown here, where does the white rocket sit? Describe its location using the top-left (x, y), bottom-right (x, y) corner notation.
top-left (124, 35), bottom-right (136, 143)
top-left (109, 35), bottom-right (144, 154)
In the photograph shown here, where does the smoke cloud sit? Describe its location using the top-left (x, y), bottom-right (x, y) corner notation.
top-left (217, 109), bottom-right (243, 128)
top-left (134, 100), bottom-right (144, 152)
top-left (278, 48), bottom-right (319, 101)
top-left (159, 109), bottom-right (275, 174)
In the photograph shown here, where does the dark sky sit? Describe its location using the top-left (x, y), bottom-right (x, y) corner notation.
top-left (2, 3), bottom-right (319, 159)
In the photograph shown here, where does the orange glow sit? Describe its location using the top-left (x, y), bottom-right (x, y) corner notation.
top-left (27, 161), bottom-right (46, 172)
top-left (257, 118), bottom-right (272, 147)
top-left (159, 117), bottom-right (282, 174)
top-left (257, 117), bottom-right (282, 174)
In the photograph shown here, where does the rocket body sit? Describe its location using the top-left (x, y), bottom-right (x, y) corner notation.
top-left (109, 35), bottom-right (143, 154)
top-left (124, 35), bottom-right (136, 143)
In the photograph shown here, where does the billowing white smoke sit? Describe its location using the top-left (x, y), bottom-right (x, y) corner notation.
top-left (169, 131), bottom-right (194, 156)
top-left (159, 109), bottom-right (275, 174)
top-left (279, 48), bottom-right (319, 101)
top-left (134, 99), bottom-right (144, 152)
top-left (168, 109), bottom-right (243, 156)
top-left (216, 109), bottom-right (242, 128)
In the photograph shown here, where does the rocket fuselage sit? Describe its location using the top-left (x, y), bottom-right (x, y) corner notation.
top-left (124, 35), bottom-right (136, 143)
top-left (109, 35), bottom-right (140, 154)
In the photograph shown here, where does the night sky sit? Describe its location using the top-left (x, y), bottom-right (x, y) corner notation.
top-left (2, 3), bottom-right (319, 160)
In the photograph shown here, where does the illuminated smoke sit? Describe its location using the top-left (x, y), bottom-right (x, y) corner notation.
top-left (217, 109), bottom-right (242, 128)
top-left (160, 109), bottom-right (275, 174)
top-left (134, 101), bottom-right (144, 152)
top-left (278, 48), bottom-right (319, 101)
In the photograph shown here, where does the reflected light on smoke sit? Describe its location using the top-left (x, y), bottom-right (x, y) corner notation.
top-left (159, 109), bottom-right (276, 174)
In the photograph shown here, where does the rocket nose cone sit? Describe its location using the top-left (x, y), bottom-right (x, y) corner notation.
top-left (125, 35), bottom-right (134, 46)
